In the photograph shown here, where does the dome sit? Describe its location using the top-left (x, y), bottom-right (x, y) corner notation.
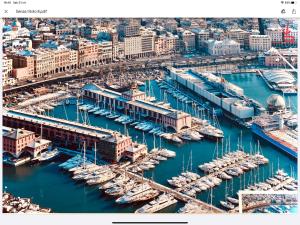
top-left (267, 94), bottom-right (286, 110)
top-left (12, 20), bottom-right (21, 28)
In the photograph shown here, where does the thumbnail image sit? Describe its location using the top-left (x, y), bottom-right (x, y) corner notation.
top-left (2, 18), bottom-right (298, 214)
top-left (240, 191), bottom-right (298, 213)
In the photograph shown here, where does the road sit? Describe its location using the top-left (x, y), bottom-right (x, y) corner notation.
top-left (4, 52), bottom-right (258, 95)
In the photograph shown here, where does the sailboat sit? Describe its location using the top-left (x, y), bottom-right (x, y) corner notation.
top-left (220, 181), bottom-right (235, 210)
top-left (226, 180), bottom-right (239, 205)
top-left (34, 123), bottom-right (60, 162)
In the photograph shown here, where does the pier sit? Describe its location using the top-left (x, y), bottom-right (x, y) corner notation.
top-left (175, 152), bottom-right (268, 192)
top-left (114, 168), bottom-right (224, 213)
top-left (3, 109), bottom-right (142, 162)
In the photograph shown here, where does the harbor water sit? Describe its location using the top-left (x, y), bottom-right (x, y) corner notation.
top-left (3, 72), bottom-right (298, 213)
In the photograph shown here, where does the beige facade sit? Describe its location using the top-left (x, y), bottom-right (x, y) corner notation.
top-left (264, 48), bottom-right (298, 67)
top-left (155, 34), bottom-right (177, 55)
top-left (98, 41), bottom-right (113, 63)
top-left (265, 27), bottom-right (283, 45)
top-left (249, 35), bottom-right (272, 52)
top-left (33, 49), bottom-right (55, 78)
top-left (124, 29), bottom-right (155, 59)
top-left (2, 55), bottom-right (13, 86)
top-left (11, 54), bottom-right (35, 80)
top-left (76, 40), bottom-right (99, 68)
top-left (124, 36), bottom-right (142, 58)
top-left (226, 28), bottom-right (250, 49)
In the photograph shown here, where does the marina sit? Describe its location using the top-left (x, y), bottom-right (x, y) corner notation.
top-left (5, 69), bottom-right (296, 213)
top-left (2, 16), bottom-right (298, 218)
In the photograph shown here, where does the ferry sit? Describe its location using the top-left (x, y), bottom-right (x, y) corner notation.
top-left (251, 115), bottom-right (297, 159)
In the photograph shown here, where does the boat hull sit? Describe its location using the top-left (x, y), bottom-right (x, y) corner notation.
top-left (251, 124), bottom-right (297, 159)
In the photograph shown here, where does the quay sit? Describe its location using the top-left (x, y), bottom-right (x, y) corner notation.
top-left (3, 109), bottom-right (147, 162)
top-left (167, 67), bottom-right (266, 123)
top-left (159, 79), bottom-right (218, 114)
top-left (83, 83), bottom-right (192, 132)
top-left (177, 152), bottom-right (268, 192)
top-left (17, 91), bottom-right (72, 109)
top-left (114, 168), bottom-right (224, 213)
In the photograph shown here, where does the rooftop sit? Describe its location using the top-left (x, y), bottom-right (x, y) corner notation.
top-left (83, 83), bottom-right (190, 118)
top-left (27, 139), bottom-right (52, 149)
top-left (3, 128), bottom-right (34, 139)
top-left (4, 109), bottom-right (129, 143)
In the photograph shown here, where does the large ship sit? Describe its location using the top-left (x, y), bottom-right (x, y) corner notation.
top-left (251, 114), bottom-right (297, 159)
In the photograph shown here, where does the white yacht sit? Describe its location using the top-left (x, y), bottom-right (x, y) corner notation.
top-left (116, 183), bottom-right (159, 204)
top-left (105, 180), bottom-right (135, 196)
top-left (37, 148), bottom-right (60, 162)
top-left (86, 172), bottom-right (116, 185)
top-left (135, 193), bottom-right (178, 213)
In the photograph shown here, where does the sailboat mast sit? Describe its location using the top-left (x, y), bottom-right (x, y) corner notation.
top-left (76, 95), bottom-right (79, 123)
top-left (83, 141), bottom-right (86, 168)
top-left (94, 141), bottom-right (97, 165)
top-left (190, 149), bottom-right (193, 171)
top-left (40, 123), bottom-right (43, 139)
top-left (182, 154), bottom-right (185, 173)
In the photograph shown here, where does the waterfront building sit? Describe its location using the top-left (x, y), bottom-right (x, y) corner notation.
top-left (205, 39), bottom-right (240, 55)
top-left (98, 41), bottom-right (113, 63)
top-left (140, 28), bottom-right (156, 56)
top-left (263, 48), bottom-right (298, 67)
top-left (83, 84), bottom-right (192, 132)
top-left (32, 48), bottom-right (56, 78)
top-left (11, 51), bottom-right (35, 80)
top-left (124, 36), bottom-right (142, 59)
top-left (169, 68), bottom-right (256, 120)
top-left (53, 46), bottom-right (78, 73)
top-left (3, 110), bottom-right (146, 162)
top-left (3, 126), bottom-right (52, 158)
top-left (154, 33), bottom-right (178, 55)
top-left (73, 39), bottom-right (99, 68)
top-left (2, 54), bottom-right (13, 86)
top-left (124, 28), bottom-right (155, 59)
top-left (265, 26), bottom-right (283, 46)
top-left (249, 35), bottom-right (272, 52)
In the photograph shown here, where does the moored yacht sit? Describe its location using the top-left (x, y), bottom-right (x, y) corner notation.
top-left (116, 183), bottom-right (159, 204)
top-left (135, 193), bottom-right (178, 213)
